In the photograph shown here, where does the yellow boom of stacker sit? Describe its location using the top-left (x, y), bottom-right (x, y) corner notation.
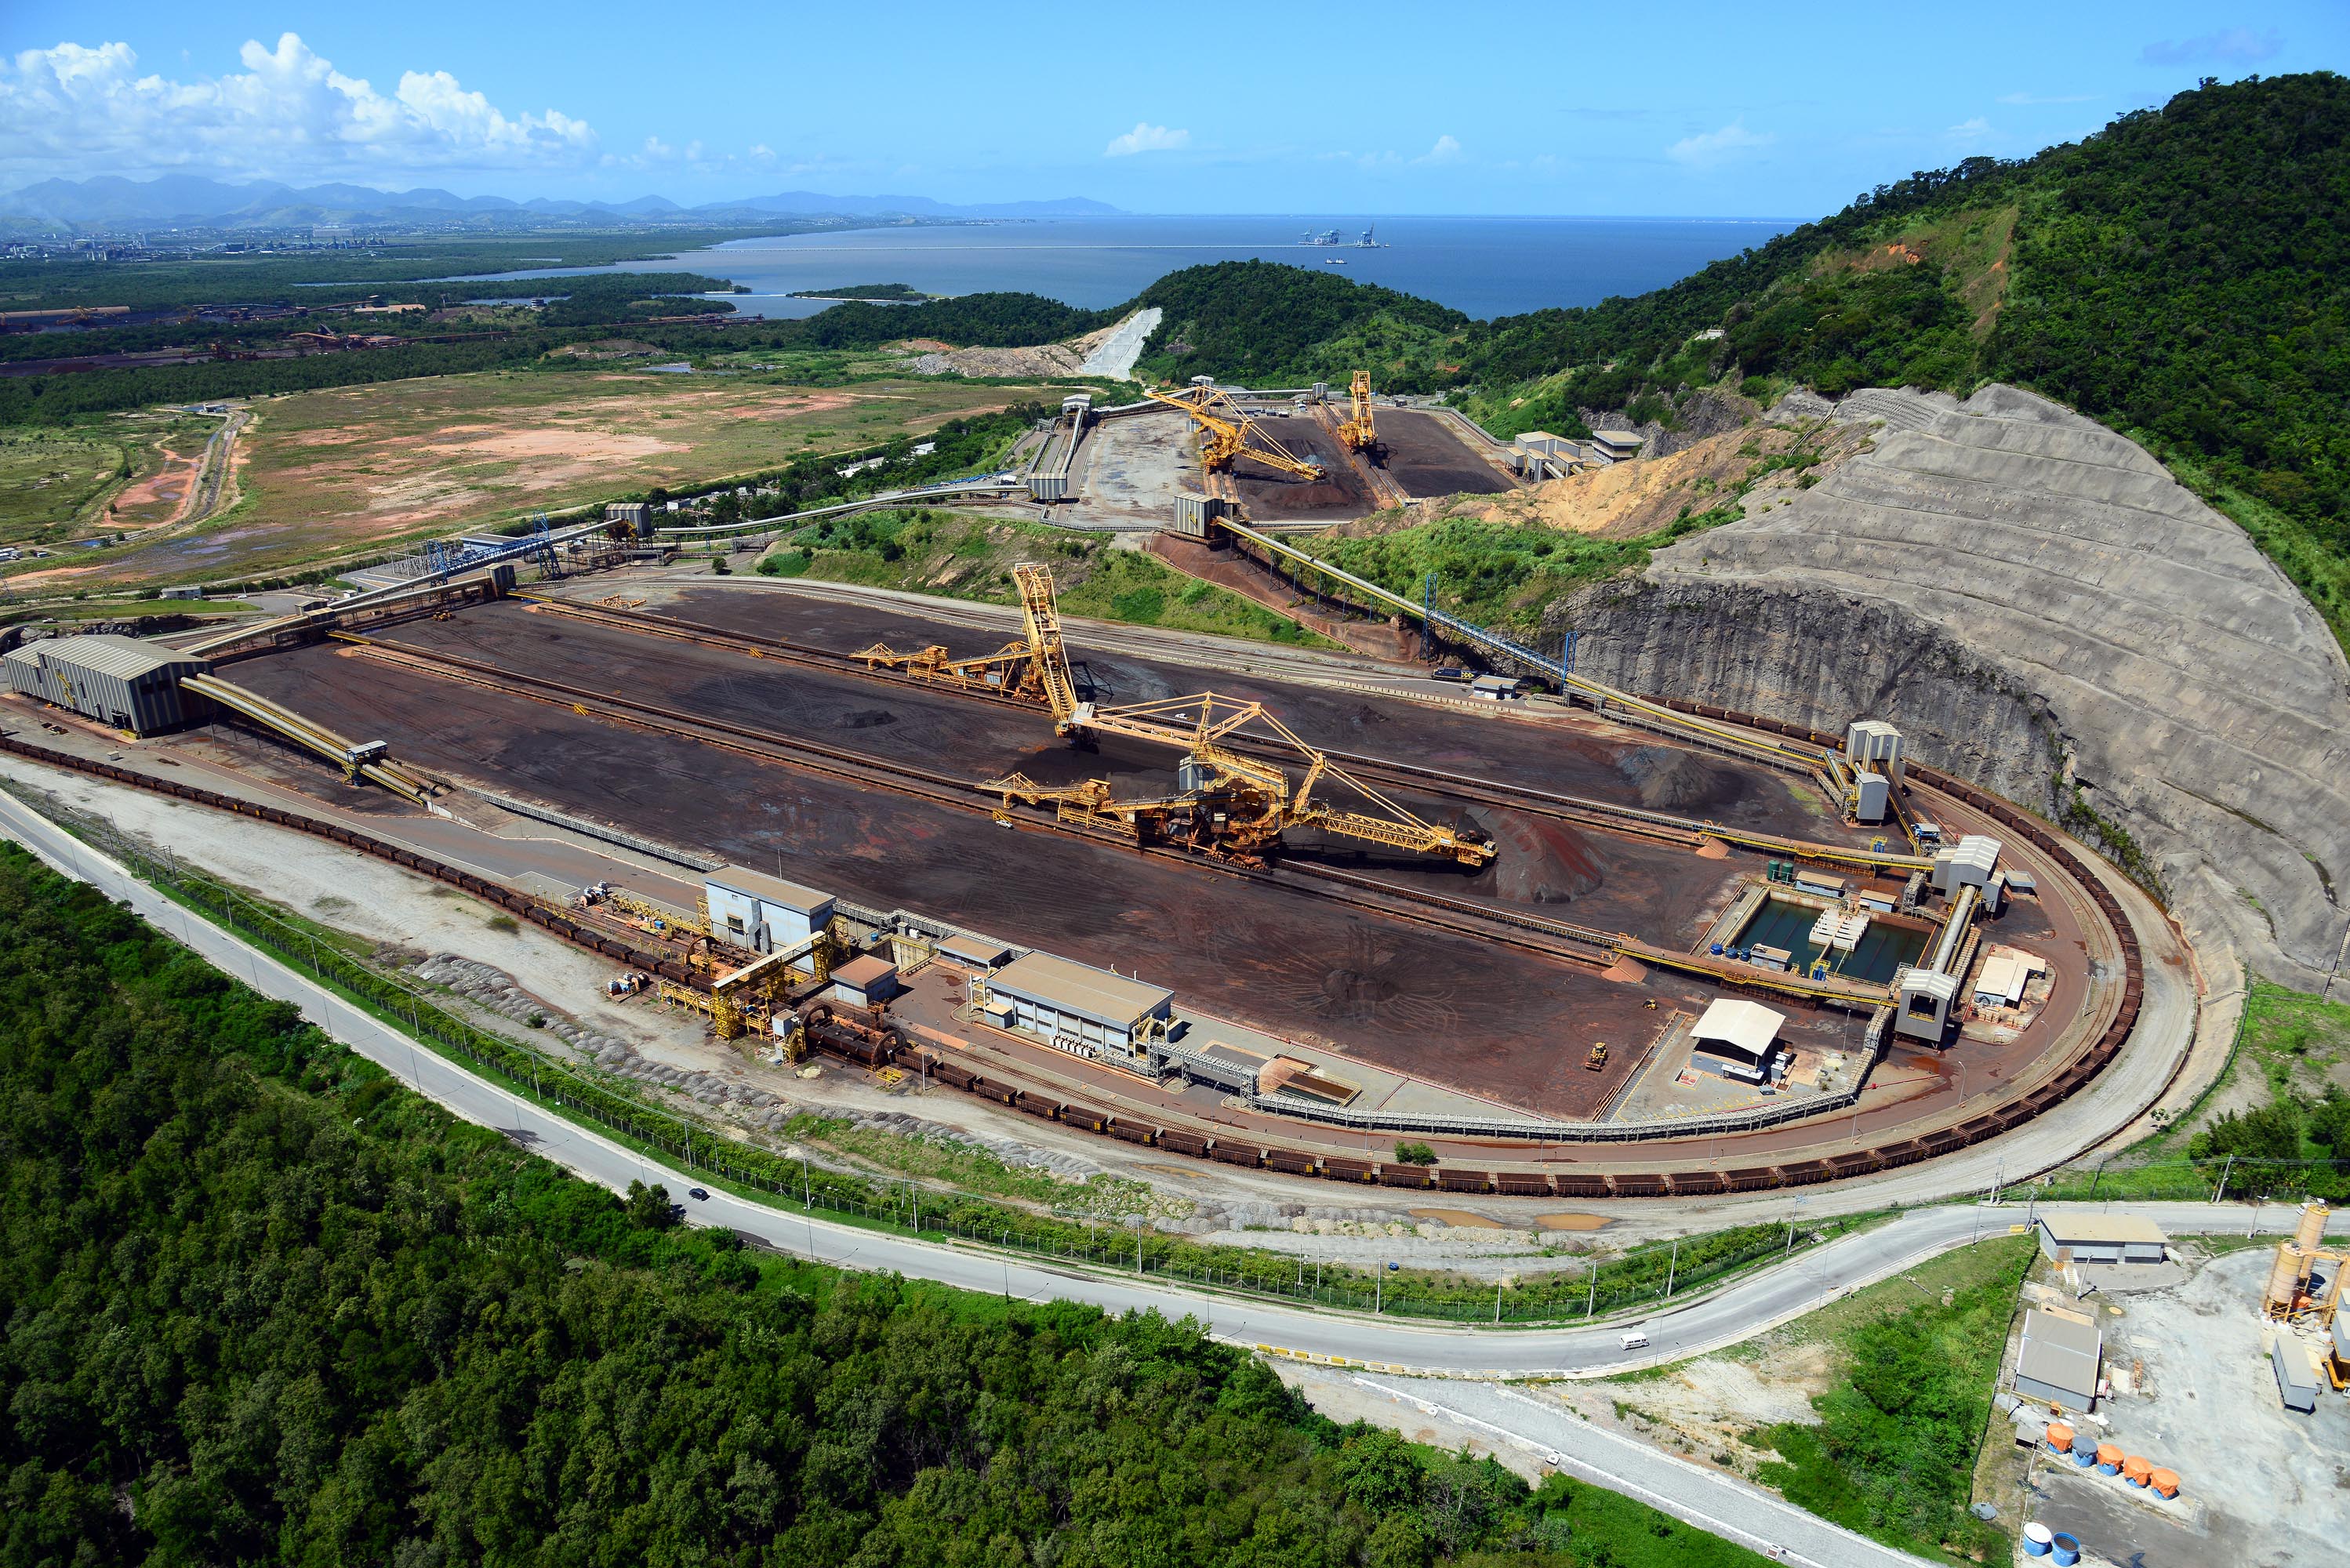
top-left (986, 565), bottom-right (1495, 867)
top-left (1145, 383), bottom-right (1327, 482)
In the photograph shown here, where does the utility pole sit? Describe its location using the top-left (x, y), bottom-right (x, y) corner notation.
top-left (1666, 1239), bottom-right (1680, 1299)
top-left (1586, 1261), bottom-right (1597, 1318)
top-left (1495, 1280), bottom-right (1504, 1323)
top-left (2215, 1152), bottom-right (2236, 1203)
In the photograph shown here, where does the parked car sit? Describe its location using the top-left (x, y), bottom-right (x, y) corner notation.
top-left (688, 1187), bottom-right (710, 1201)
top-left (1431, 667), bottom-right (1467, 682)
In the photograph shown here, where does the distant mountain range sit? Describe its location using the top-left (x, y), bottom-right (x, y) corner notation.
top-left (0, 176), bottom-right (1121, 231)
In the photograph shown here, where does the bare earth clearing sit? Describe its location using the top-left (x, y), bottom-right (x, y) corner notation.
top-left (31, 369), bottom-right (1061, 591)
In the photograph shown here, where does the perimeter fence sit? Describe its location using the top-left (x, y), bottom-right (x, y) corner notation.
top-left (9, 779), bottom-right (1875, 1327)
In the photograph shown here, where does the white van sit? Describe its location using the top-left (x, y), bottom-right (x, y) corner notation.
top-left (1618, 1329), bottom-right (1650, 1350)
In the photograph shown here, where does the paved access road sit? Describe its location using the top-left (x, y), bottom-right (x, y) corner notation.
top-left (2, 791), bottom-right (2294, 1380)
top-left (1353, 1376), bottom-right (1934, 1568)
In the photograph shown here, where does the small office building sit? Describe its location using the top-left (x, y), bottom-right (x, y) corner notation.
top-left (2, 634), bottom-right (210, 735)
top-left (936, 931), bottom-right (1014, 971)
top-left (703, 866), bottom-right (834, 953)
top-left (980, 951), bottom-right (1173, 1060)
top-left (1690, 998), bottom-right (1788, 1082)
top-left (830, 953), bottom-right (900, 1008)
top-left (2013, 1308), bottom-right (2103, 1410)
top-left (1974, 949), bottom-right (2047, 1009)
top-left (2036, 1214), bottom-right (2167, 1268)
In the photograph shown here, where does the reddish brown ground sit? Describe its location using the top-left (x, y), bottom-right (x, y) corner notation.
top-left (1233, 419), bottom-right (1372, 519)
top-left (199, 590), bottom-right (2101, 1150)
top-left (1375, 409), bottom-right (1516, 498)
top-left (224, 615), bottom-right (1745, 1118)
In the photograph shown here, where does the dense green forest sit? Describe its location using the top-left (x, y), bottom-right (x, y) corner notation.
top-left (0, 844), bottom-right (1774, 1568)
top-left (1132, 261), bottom-right (1470, 387)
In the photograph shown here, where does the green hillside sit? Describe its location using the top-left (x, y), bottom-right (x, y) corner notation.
top-left (1143, 74), bottom-right (2350, 644)
top-left (0, 843), bottom-right (1771, 1568)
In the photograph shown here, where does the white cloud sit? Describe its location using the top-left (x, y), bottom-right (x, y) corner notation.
top-left (1412, 133), bottom-right (1463, 165)
top-left (2141, 27), bottom-right (2282, 66)
top-left (1945, 116), bottom-right (1996, 145)
top-left (1666, 119), bottom-right (1772, 168)
top-left (0, 34), bottom-right (597, 183)
top-left (1996, 91), bottom-right (2096, 105)
top-left (1104, 121), bottom-right (1190, 157)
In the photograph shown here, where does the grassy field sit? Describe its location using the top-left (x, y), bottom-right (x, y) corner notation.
top-left (2033, 977), bottom-right (2350, 1200)
top-left (1751, 1236), bottom-right (2029, 1565)
top-left (1597, 1236), bottom-right (2031, 1566)
top-left (0, 426), bottom-right (130, 545)
top-left (5, 367), bottom-right (1064, 594)
top-left (754, 506), bottom-right (1342, 648)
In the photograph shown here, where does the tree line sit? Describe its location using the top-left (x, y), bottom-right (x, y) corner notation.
top-left (0, 841), bottom-right (1785, 1567)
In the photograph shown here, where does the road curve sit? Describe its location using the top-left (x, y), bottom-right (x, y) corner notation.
top-left (1, 789), bottom-right (2297, 1381)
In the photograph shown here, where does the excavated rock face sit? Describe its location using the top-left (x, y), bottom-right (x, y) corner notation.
top-left (1553, 384), bottom-right (2350, 990)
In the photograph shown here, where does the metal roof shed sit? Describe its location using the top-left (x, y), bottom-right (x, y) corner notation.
top-left (2036, 1214), bottom-right (2167, 1266)
top-left (704, 866), bottom-right (834, 952)
top-left (985, 951), bottom-right (1173, 1059)
top-left (2274, 1335), bottom-right (2319, 1413)
top-left (2013, 1308), bottom-right (2102, 1410)
top-left (830, 954), bottom-right (899, 1007)
top-left (2, 633), bottom-right (210, 735)
top-left (1691, 998), bottom-right (1786, 1081)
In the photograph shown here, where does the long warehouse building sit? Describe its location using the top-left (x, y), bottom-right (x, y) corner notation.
top-left (2, 633), bottom-right (211, 735)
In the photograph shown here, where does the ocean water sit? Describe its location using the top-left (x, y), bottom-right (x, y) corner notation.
top-left (456, 214), bottom-right (1798, 322)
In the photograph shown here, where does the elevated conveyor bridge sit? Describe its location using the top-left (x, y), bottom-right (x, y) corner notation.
top-left (1209, 515), bottom-right (1848, 776)
top-left (180, 673), bottom-right (436, 805)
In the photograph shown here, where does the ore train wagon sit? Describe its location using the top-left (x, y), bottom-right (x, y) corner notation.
top-left (0, 731), bottom-right (2152, 1200)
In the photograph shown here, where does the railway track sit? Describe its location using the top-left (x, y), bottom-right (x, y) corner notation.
top-left (509, 592), bottom-right (1914, 872)
top-left (0, 719), bottom-right (2143, 1187)
top-left (332, 633), bottom-right (1622, 967)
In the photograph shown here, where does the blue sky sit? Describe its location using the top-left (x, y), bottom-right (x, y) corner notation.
top-left (3, 2), bottom-right (2341, 214)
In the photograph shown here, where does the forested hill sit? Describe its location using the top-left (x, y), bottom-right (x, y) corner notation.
top-left (0, 844), bottom-right (1767, 1568)
top-left (1136, 73), bottom-right (2350, 643)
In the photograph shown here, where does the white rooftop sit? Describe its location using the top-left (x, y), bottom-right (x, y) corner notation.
top-left (1810, 909), bottom-right (1872, 952)
top-left (1692, 998), bottom-right (1786, 1057)
top-left (707, 866), bottom-right (834, 912)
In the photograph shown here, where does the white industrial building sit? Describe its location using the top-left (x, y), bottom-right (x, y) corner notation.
top-left (2012, 1308), bottom-right (2103, 1411)
top-left (2035, 1214), bottom-right (2167, 1268)
top-left (1931, 835), bottom-right (2002, 896)
top-left (2, 633), bottom-right (211, 735)
top-left (703, 866), bottom-right (834, 953)
top-left (1973, 948), bottom-right (2045, 1007)
top-left (830, 953), bottom-right (900, 1008)
top-left (1896, 968), bottom-right (1960, 1043)
top-left (1690, 998), bottom-right (1788, 1082)
top-left (1845, 719), bottom-right (1905, 782)
top-left (975, 951), bottom-right (1173, 1061)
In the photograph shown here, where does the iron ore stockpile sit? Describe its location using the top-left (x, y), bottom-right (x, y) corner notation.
top-left (226, 602), bottom-right (1710, 1119)
top-left (1230, 418), bottom-right (1373, 518)
top-left (190, 576), bottom-right (2110, 1158)
top-left (0, 525), bottom-right (2141, 1193)
top-left (1373, 410), bottom-right (1516, 496)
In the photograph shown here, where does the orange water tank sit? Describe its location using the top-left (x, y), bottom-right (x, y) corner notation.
top-left (2123, 1455), bottom-right (2152, 1486)
top-left (2295, 1200), bottom-right (2329, 1253)
top-left (2150, 1468), bottom-right (2181, 1498)
top-left (2046, 1422), bottom-right (2075, 1453)
top-left (2094, 1443), bottom-right (2123, 1472)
